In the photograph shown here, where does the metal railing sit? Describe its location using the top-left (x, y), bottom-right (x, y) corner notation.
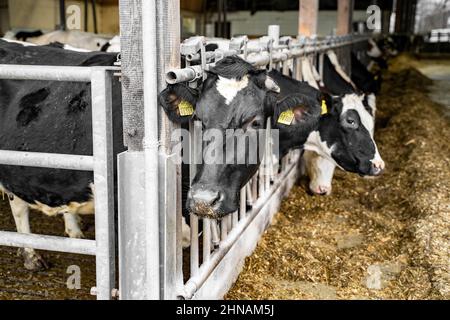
top-left (0, 65), bottom-right (119, 300)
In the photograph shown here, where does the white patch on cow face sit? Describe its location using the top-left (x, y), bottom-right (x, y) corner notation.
top-left (342, 94), bottom-right (375, 135)
top-left (366, 93), bottom-right (377, 136)
top-left (216, 75), bottom-right (249, 105)
top-left (303, 130), bottom-right (340, 168)
top-left (367, 93), bottom-right (377, 114)
top-left (303, 150), bottom-right (335, 195)
top-left (371, 144), bottom-right (385, 171)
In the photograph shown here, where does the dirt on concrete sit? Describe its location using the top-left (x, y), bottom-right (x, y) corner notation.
top-left (226, 55), bottom-right (450, 300)
top-left (0, 201), bottom-right (96, 300)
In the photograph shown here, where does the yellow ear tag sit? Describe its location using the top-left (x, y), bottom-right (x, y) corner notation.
top-left (277, 109), bottom-right (295, 125)
top-left (178, 100), bottom-right (194, 116)
top-left (321, 100), bottom-right (328, 115)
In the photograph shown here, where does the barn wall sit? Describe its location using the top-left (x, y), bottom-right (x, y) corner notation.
top-left (0, 0), bottom-right (9, 35)
top-left (206, 10), bottom-right (369, 37)
top-left (7, 0), bottom-right (119, 35)
top-left (99, 4), bottom-right (119, 35)
top-left (5, 1), bottom-right (197, 37)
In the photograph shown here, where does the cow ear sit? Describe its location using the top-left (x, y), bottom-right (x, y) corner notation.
top-left (274, 94), bottom-right (320, 126)
top-left (264, 76), bottom-right (280, 93)
top-left (251, 70), bottom-right (280, 93)
top-left (158, 83), bottom-right (199, 124)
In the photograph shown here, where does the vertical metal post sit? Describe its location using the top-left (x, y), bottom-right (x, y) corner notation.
top-left (118, 0), bottom-right (165, 300)
top-left (142, 0), bottom-right (160, 300)
top-left (190, 121), bottom-right (201, 278)
top-left (203, 219), bottom-right (211, 261)
top-left (91, 68), bottom-right (116, 300)
top-left (239, 187), bottom-right (246, 219)
top-left (156, 0), bottom-right (183, 300)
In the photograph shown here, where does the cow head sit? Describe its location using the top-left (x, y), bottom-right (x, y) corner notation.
top-left (305, 93), bottom-right (384, 177)
top-left (159, 56), bottom-right (320, 219)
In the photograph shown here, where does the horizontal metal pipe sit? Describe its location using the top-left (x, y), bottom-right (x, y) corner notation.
top-left (0, 231), bottom-right (97, 255)
top-left (245, 52), bottom-right (271, 67)
top-left (166, 36), bottom-right (370, 84)
top-left (166, 65), bottom-right (202, 84)
top-left (0, 150), bottom-right (94, 171)
top-left (0, 65), bottom-right (120, 82)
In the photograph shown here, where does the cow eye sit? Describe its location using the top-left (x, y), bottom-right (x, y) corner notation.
top-left (245, 118), bottom-right (262, 130)
top-left (251, 120), bottom-right (261, 128)
top-left (342, 115), bottom-right (358, 129)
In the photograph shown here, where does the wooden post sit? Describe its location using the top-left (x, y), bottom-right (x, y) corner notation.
top-left (298, 0), bottom-right (319, 36)
top-left (337, 0), bottom-right (354, 75)
top-left (337, 0), bottom-right (353, 36)
top-left (395, 0), bottom-right (417, 34)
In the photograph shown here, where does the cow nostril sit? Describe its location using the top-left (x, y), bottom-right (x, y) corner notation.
top-left (191, 190), bottom-right (221, 207)
top-left (209, 192), bottom-right (220, 207)
top-left (371, 163), bottom-right (384, 176)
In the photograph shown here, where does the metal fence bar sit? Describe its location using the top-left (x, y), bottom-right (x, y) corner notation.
top-left (232, 211), bottom-right (238, 228)
top-left (239, 187), bottom-right (246, 220)
top-left (0, 231), bottom-right (96, 255)
top-left (220, 219), bottom-right (227, 241)
top-left (202, 219), bottom-right (211, 262)
top-left (91, 68), bottom-right (116, 300)
top-left (0, 65), bottom-right (119, 82)
top-left (189, 120), bottom-right (202, 277)
top-left (227, 214), bottom-right (232, 232)
top-left (165, 36), bottom-right (369, 84)
top-left (0, 150), bottom-right (93, 171)
top-left (0, 63), bottom-right (117, 300)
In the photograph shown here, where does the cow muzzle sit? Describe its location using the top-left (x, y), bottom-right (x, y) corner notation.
top-left (370, 159), bottom-right (385, 176)
top-left (187, 188), bottom-right (227, 219)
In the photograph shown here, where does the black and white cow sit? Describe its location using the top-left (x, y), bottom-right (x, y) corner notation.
top-left (0, 39), bottom-right (125, 269)
top-left (159, 56), bottom-right (322, 219)
top-left (301, 51), bottom-right (383, 196)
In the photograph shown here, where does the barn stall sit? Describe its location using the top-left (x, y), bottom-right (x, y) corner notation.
top-left (0, 0), bottom-right (448, 300)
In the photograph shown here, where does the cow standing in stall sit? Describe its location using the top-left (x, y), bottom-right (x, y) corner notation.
top-left (0, 39), bottom-right (125, 269)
